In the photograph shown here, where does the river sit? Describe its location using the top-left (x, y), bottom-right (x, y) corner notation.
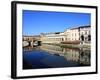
top-left (23, 44), bottom-right (91, 69)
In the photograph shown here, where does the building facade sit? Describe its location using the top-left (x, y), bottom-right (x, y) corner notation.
top-left (40, 25), bottom-right (91, 44)
top-left (79, 26), bottom-right (91, 42)
top-left (64, 28), bottom-right (79, 41)
top-left (40, 32), bottom-right (66, 43)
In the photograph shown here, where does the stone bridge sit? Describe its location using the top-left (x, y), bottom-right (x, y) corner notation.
top-left (23, 35), bottom-right (41, 47)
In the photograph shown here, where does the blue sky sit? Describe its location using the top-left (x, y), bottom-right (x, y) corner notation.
top-left (22, 10), bottom-right (91, 35)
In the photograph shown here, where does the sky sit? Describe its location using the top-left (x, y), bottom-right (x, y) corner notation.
top-left (22, 10), bottom-right (91, 35)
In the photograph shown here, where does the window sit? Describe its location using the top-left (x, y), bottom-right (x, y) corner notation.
top-left (85, 31), bottom-right (87, 35)
top-left (89, 30), bottom-right (90, 34)
top-left (81, 35), bottom-right (84, 41)
top-left (88, 35), bottom-right (91, 41)
top-left (75, 33), bottom-right (76, 36)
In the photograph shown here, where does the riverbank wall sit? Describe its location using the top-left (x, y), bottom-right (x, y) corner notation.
top-left (42, 43), bottom-right (91, 49)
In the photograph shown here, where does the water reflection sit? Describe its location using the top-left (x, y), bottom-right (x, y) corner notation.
top-left (23, 44), bottom-right (90, 69)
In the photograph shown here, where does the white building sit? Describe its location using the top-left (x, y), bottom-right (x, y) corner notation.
top-left (64, 27), bottom-right (79, 41)
top-left (40, 25), bottom-right (91, 44)
top-left (40, 32), bottom-right (66, 43)
top-left (79, 26), bottom-right (91, 42)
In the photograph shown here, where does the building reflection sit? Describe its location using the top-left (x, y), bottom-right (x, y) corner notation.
top-left (23, 44), bottom-right (90, 66)
top-left (79, 49), bottom-right (90, 65)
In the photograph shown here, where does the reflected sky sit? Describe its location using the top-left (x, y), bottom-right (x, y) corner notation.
top-left (23, 44), bottom-right (91, 69)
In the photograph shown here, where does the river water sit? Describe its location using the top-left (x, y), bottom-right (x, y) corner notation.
top-left (23, 44), bottom-right (91, 69)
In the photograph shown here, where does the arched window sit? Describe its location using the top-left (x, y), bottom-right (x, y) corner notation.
top-left (81, 35), bottom-right (84, 41)
top-left (88, 35), bottom-right (91, 41)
